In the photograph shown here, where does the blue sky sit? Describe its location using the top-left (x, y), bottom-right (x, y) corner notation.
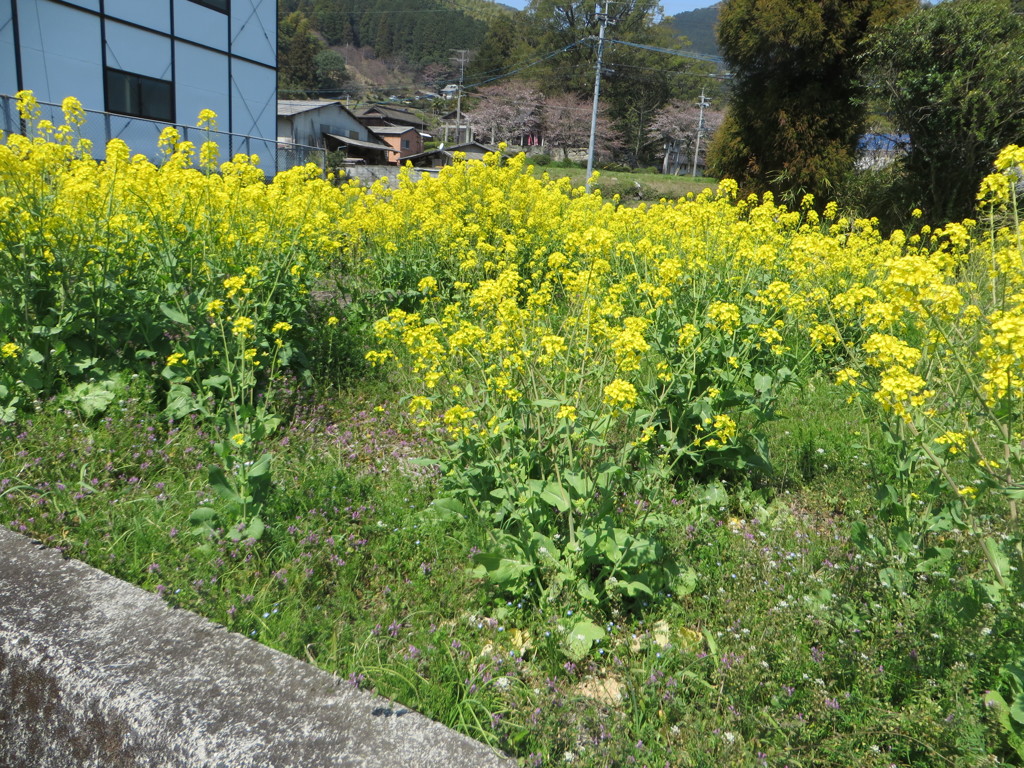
top-left (501, 1), bottom-right (716, 15)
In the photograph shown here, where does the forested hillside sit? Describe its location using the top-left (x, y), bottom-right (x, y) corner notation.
top-left (667, 3), bottom-right (719, 57)
top-left (281, 0), bottom-right (488, 69)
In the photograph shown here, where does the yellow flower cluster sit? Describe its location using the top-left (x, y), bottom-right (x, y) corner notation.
top-left (6, 94), bottom-right (1024, 502)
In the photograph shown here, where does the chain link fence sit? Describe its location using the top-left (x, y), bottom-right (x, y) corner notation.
top-left (0, 94), bottom-right (325, 177)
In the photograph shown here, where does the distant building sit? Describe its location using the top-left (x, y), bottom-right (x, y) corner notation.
top-left (0, 0), bottom-right (277, 147)
top-left (356, 103), bottom-right (429, 134)
top-left (857, 132), bottom-right (909, 170)
top-left (403, 140), bottom-right (495, 168)
top-left (370, 125), bottom-right (423, 165)
top-left (277, 100), bottom-right (389, 164)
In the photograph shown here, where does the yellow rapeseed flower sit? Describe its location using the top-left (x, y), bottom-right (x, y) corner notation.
top-left (603, 379), bottom-right (637, 411)
top-left (231, 316), bottom-right (255, 337)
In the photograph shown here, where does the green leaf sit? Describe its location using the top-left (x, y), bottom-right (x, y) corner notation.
top-left (576, 580), bottom-right (599, 605)
top-left (208, 466), bottom-right (245, 504)
top-left (984, 537), bottom-right (1010, 587)
top-left (563, 620), bottom-right (605, 661)
top-left (471, 552), bottom-right (533, 585)
top-left (164, 384), bottom-right (200, 419)
top-left (674, 567), bottom-right (698, 596)
top-left (614, 579), bottom-right (654, 598)
top-left (704, 628), bottom-right (719, 664)
top-left (243, 516), bottom-right (265, 541)
top-left (247, 453), bottom-right (272, 478)
top-left (914, 546), bottom-right (953, 573)
top-left (564, 471), bottom-right (593, 499)
top-left (73, 356), bottom-right (99, 373)
top-left (159, 303), bottom-right (189, 325)
top-left (986, 689), bottom-right (1016, 735)
top-left (201, 375), bottom-right (231, 391)
top-left (1011, 699), bottom-right (1024, 726)
top-left (531, 398), bottom-right (562, 408)
top-left (430, 497), bottom-right (467, 521)
top-left (541, 482), bottom-right (571, 512)
top-left (190, 507), bottom-right (217, 524)
top-left (63, 381), bottom-right (117, 417)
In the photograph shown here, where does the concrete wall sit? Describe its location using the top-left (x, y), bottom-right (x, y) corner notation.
top-left (341, 164), bottom-right (439, 186)
top-left (0, 526), bottom-right (515, 768)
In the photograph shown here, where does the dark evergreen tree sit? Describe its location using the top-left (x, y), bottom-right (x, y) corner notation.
top-left (278, 11), bottom-right (323, 96)
top-left (709, 0), bottom-right (916, 203)
top-left (867, 0), bottom-right (1024, 223)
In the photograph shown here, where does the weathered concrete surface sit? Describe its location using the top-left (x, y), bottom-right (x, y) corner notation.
top-left (0, 526), bottom-right (516, 767)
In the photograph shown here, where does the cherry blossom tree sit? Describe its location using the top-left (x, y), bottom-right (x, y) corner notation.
top-left (464, 82), bottom-right (543, 146)
top-left (541, 92), bottom-right (621, 162)
top-left (648, 101), bottom-right (723, 175)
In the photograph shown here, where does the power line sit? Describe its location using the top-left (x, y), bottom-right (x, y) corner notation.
top-left (604, 37), bottom-right (725, 66)
top-left (463, 39), bottom-right (589, 89)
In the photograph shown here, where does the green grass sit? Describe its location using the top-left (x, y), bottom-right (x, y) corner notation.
top-left (2, 371), bottom-right (1021, 767)
top-left (531, 164), bottom-right (719, 202)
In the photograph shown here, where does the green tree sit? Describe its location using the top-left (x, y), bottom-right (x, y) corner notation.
top-left (522, 0), bottom-right (702, 165)
top-left (467, 13), bottom-right (536, 83)
top-left (314, 49), bottom-right (351, 93)
top-left (866, 0), bottom-right (1024, 223)
top-left (278, 11), bottom-right (323, 96)
top-left (710, 0), bottom-right (915, 202)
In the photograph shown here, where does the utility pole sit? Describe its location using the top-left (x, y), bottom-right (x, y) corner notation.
top-left (585, 3), bottom-right (610, 193)
top-left (691, 87), bottom-right (711, 177)
top-left (451, 50), bottom-right (470, 145)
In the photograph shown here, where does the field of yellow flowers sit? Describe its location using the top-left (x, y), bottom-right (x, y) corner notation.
top-left (2, 93), bottom-right (1024, 765)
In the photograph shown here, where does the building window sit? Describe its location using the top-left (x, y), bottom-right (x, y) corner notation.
top-left (188, 0), bottom-right (228, 12)
top-left (402, 139), bottom-right (410, 149)
top-left (105, 69), bottom-right (174, 122)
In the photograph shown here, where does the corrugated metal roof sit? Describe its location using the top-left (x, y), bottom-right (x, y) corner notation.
top-left (371, 125), bottom-right (418, 136)
top-left (278, 100), bottom-right (339, 117)
top-left (326, 134), bottom-right (390, 151)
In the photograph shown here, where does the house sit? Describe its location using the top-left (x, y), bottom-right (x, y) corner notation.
top-left (1, 0), bottom-right (277, 155)
top-left (277, 100), bottom-right (389, 164)
top-left (403, 141), bottom-right (496, 168)
top-left (369, 125), bottom-right (423, 165)
top-left (356, 103), bottom-right (429, 134)
top-left (857, 133), bottom-right (909, 170)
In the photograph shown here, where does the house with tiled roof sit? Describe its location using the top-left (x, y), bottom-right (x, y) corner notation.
top-left (277, 100), bottom-right (389, 164)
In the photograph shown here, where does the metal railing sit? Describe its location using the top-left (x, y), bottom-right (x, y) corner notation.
top-left (0, 94), bottom-right (326, 177)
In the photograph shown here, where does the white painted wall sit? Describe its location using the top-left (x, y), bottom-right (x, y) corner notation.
top-left (175, 41), bottom-right (229, 128)
top-left (6, 0), bottom-right (277, 158)
top-left (17, 0), bottom-right (103, 109)
top-left (105, 21), bottom-right (172, 82)
top-left (48, 0), bottom-right (97, 10)
top-left (104, 0), bottom-right (170, 34)
top-left (230, 0), bottom-right (274, 67)
top-left (173, 0), bottom-right (227, 51)
top-left (231, 57), bottom-right (274, 140)
top-left (0, 1), bottom-right (17, 96)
